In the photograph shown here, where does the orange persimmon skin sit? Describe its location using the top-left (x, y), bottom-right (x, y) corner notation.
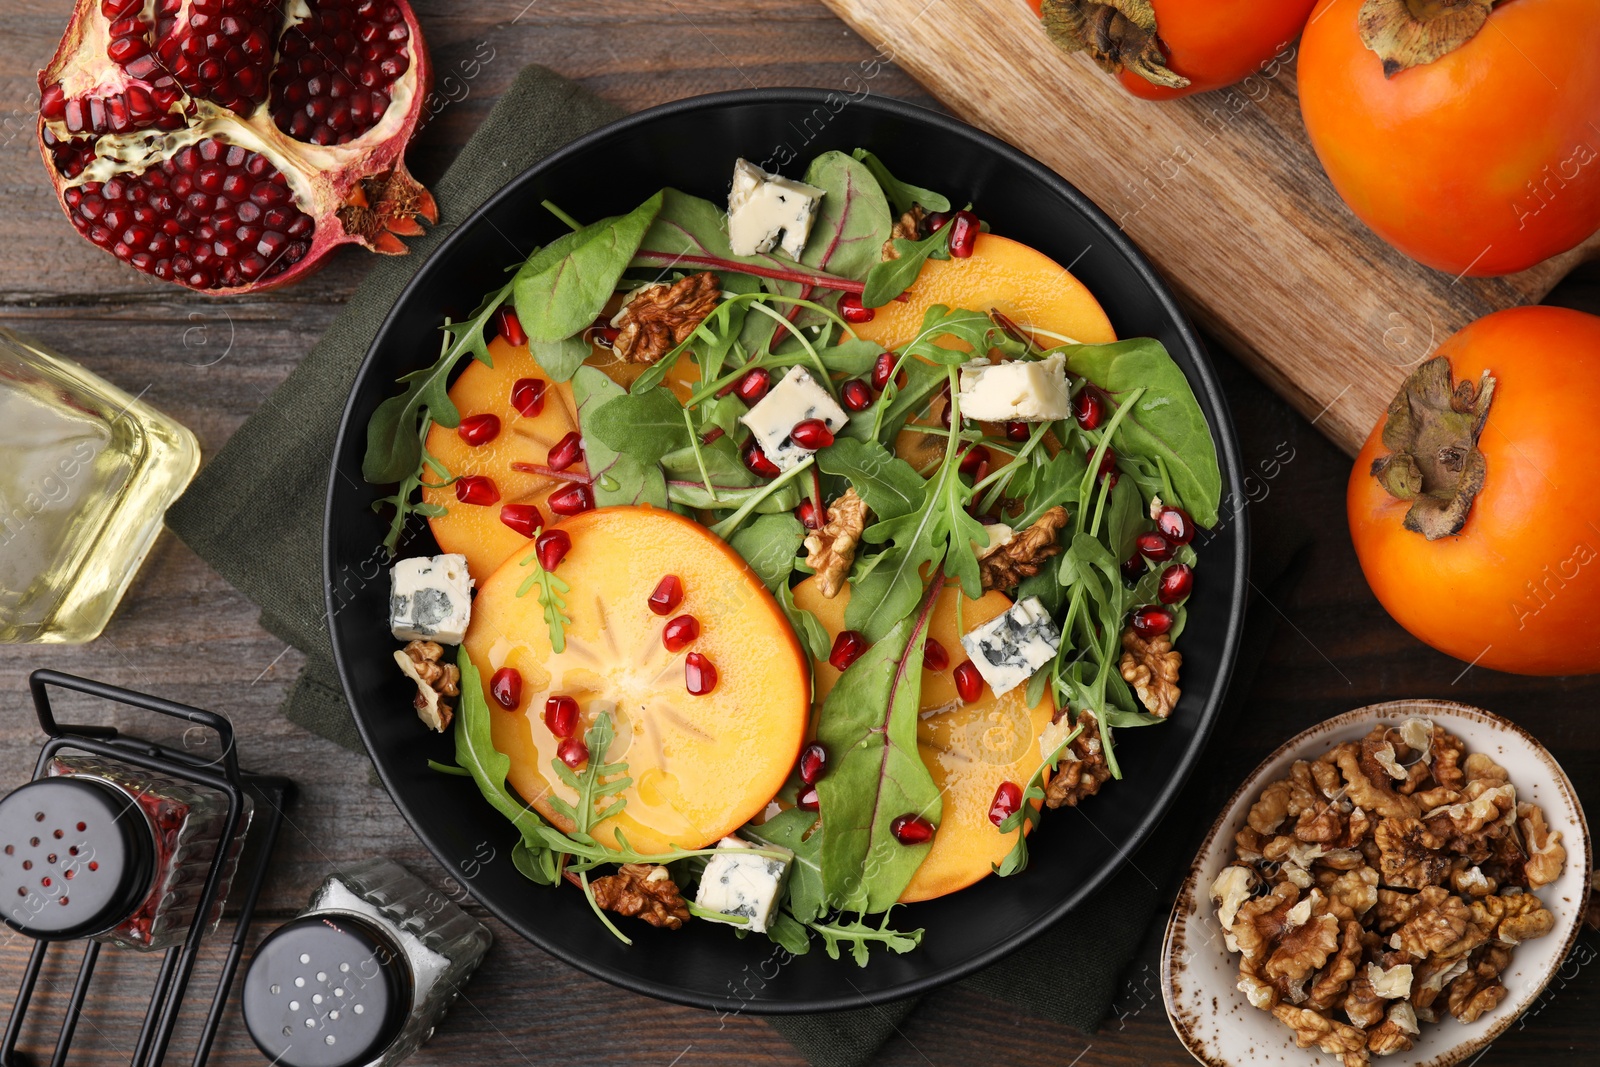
top-left (1348, 307), bottom-right (1600, 676)
top-left (464, 506), bottom-right (809, 852)
top-left (1299, 0), bottom-right (1600, 276)
top-left (1027, 0), bottom-right (1315, 100)
top-left (794, 577), bottom-right (1056, 902)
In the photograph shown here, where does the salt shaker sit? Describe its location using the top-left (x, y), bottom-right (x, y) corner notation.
top-left (0, 751), bottom-right (253, 950)
top-left (241, 858), bottom-right (490, 1067)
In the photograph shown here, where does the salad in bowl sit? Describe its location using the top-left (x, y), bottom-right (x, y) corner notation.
top-left (361, 146), bottom-right (1224, 965)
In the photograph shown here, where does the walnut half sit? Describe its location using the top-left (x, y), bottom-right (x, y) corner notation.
top-left (803, 487), bottom-right (868, 598)
top-left (1119, 628), bottom-right (1181, 717)
top-left (611, 272), bottom-right (721, 364)
top-left (394, 640), bottom-right (459, 732)
top-left (978, 506), bottom-right (1070, 591)
top-left (588, 863), bottom-right (691, 930)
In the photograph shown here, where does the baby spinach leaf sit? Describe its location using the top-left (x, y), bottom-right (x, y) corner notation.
top-left (1063, 339), bottom-right (1221, 527)
top-left (661, 435), bottom-right (753, 485)
top-left (815, 584), bottom-right (943, 914)
top-left (861, 224), bottom-right (949, 308)
top-left (728, 513), bottom-right (806, 591)
top-left (801, 150), bottom-right (893, 283)
top-left (1104, 476), bottom-right (1146, 565)
top-left (584, 386), bottom-right (692, 466)
top-left (851, 149), bottom-right (952, 215)
top-left (777, 581), bottom-right (832, 661)
top-left (513, 191), bottom-right (663, 344)
top-left (741, 807), bottom-right (826, 923)
top-left (816, 437), bottom-right (924, 521)
top-left (530, 335), bottom-right (591, 383)
top-left (573, 367), bottom-right (667, 507)
top-left (816, 337), bottom-right (886, 377)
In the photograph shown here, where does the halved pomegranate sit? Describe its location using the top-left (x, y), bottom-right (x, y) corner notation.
top-left (37, 0), bottom-right (435, 293)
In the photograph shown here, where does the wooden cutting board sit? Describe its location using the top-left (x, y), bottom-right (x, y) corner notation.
top-left (822, 0), bottom-right (1598, 456)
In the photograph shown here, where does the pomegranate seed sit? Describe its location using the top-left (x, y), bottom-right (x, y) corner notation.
top-left (871, 351), bottom-right (903, 391)
top-left (593, 325), bottom-right (620, 346)
top-left (1097, 447), bottom-right (1119, 488)
top-left (495, 306), bottom-right (527, 347)
top-left (798, 743), bottom-right (828, 785)
top-left (988, 781), bottom-right (1023, 826)
top-left (1005, 421), bottom-right (1031, 442)
top-left (548, 482), bottom-right (594, 515)
top-left (1073, 388), bottom-right (1105, 431)
top-left (1157, 506), bottom-right (1196, 546)
top-left (457, 413), bottom-right (500, 447)
top-left (1130, 605), bottom-right (1175, 639)
top-left (547, 431), bottom-right (584, 471)
top-left (791, 418), bottom-right (834, 450)
top-left (511, 377), bottom-right (547, 417)
top-left (946, 210), bottom-right (979, 258)
top-left (649, 575), bottom-right (684, 615)
top-left (1158, 563), bottom-right (1194, 604)
top-left (535, 529), bottom-right (571, 570)
top-left (489, 667), bottom-right (522, 710)
top-left (500, 504), bottom-right (543, 539)
top-left (796, 498), bottom-right (826, 530)
top-left (743, 440), bottom-right (780, 478)
top-left (959, 444), bottom-right (990, 478)
top-left (890, 813), bottom-right (936, 844)
top-left (1135, 530), bottom-right (1175, 561)
top-left (840, 378), bottom-right (873, 412)
top-left (954, 661), bottom-right (984, 703)
top-left (685, 652), bottom-right (718, 695)
top-left (1121, 553), bottom-right (1145, 584)
top-left (839, 293), bottom-right (875, 323)
top-left (544, 695), bottom-right (579, 738)
top-left (923, 637), bottom-right (949, 672)
top-left (734, 368), bottom-right (771, 404)
top-left (829, 630), bottom-right (868, 671)
top-left (663, 614), bottom-right (700, 652)
top-left (797, 784), bottom-right (820, 811)
top-left (455, 475), bottom-right (499, 506)
top-left (925, 211), bottom-right (951, 232)
top-left (557, 737), bottom-right (589, 768)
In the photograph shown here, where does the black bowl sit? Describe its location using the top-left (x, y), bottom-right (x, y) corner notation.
top-left (325, 88), bottom-right (1249, 1013)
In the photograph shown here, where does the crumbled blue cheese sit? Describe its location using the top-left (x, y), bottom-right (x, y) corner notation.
top-left (957, 352), bottom-right (1072, 422)
top-left (960, 596), bottom-right (1062, 697)
top-left (390, 553), bottom-right (473, 644)
top-left (727, 159), bottom-right (824, 259)
top-left (694, 835), bottom-right (791, 933)
top-left (738, 366), bottom-right (847, 471)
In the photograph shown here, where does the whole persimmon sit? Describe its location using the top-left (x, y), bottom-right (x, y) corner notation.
top-left (1348, 306), bottom-right (1600, 676)
top-left (1299, 0), bottom-right (1600, 276)
top-left (1029, 0), bottom-right (1316, 100)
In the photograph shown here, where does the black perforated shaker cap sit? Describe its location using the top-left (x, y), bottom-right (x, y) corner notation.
top-left (0, 776), bottom-right (156, 940)
top-left (242, 913), bottom-right (412, 1067)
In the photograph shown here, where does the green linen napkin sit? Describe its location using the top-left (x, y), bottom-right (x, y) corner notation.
top-left (166, 65), bottom-right (1284, 1067)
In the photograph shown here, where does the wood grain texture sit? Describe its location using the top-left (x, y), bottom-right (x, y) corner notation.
top-left (0, 1), bottom-right (1597, 1065)
top-left (819, 0), bottom-right (1600, 456)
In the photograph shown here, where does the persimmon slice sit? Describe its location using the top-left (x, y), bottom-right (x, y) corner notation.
top-left (463, 506), bottom-right (809, 854)
top-left (794, 576), bottom-right (1056, 902)
top-left (422, 336), bottom-right (586, 579)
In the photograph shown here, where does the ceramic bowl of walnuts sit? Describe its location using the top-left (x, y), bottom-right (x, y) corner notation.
top-left (1160, 700), bottom-right (1590, 1067)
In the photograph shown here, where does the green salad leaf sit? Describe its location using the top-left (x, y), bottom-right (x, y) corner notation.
top-left (741, 807), bottom-right (826, 923)
top-left (584, 387), bottom-right (692, 466)
top-left (530, 335), bottom-right (591, 382)
top-left (572, 367), bottom-right (667, 507)
top-left (851, 149), bottom-right (952, 216)
top-left (808, 910), bottom-right (923, 966)
top-left (861, 222), bottom-right (949, 308)
top-left (801, 150), bottom-right (893, 283)
top-left (513, 191), bottom-right (664, 344)
top-left (728, 513), bottom-right (806, 591)
top-left (514, 541), bottom-right (572, 653)
top-left (816, 437), bottom-right (924, 521)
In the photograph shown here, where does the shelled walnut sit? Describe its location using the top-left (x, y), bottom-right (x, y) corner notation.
top-left (1209, 718), bottom-right (1565, 1064)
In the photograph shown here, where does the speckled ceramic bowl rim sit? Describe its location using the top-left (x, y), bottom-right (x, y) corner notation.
top-left (1160, 699), bottom-right (1592, 1067)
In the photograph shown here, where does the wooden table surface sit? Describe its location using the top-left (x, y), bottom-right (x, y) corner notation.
top-left (1, 2), bottom-right (1596, 1065)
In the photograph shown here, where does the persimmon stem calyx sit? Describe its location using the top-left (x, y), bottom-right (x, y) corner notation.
top-left (1370, 356), bottom-right (1496, 540)
top-left (1357, 0), bottom-right (1496, 77)
top-left (1038, 0), bottom-right (1190, 89)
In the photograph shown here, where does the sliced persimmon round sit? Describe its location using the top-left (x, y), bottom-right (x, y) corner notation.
top-left (463, 506), bottom-right (809, 854)
top-left (423, 336), bottom-right (587, 580)
top-left (793, 575), bottom-right (1055, 902)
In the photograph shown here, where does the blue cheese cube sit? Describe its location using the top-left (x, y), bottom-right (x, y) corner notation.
top-left (389, 554), bottom-right (473, 644)
top-left (956, 352), bottom-right (1072, 422)
top-left (694, 835), bottom-right (791, 933)
top-left (738, 366), bottom-right (847, 471)
top-left (727, 159), bottom-right (825, 260)
top-left (960, 596), bottom-right (1062, 697)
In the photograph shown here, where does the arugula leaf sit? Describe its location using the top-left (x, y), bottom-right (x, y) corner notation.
top-left (584, 387), bottom-right (692, 466)
top-left (816, 437), bottom-right (924, 521)
top-left (808, 911), bottom-right (924, 966)
top-left (861, 223), bottom-right (950, 308)
top-left (1016, 447), bottom-right (1087, 528)
top-left (1104, 476), bottom-right (1146, 565)
top-left (815, 582), bottom-right (943, 913)
top-left (801, 150), bottom-right (893, 283)
top-left (513, 192), bottom-right (663, 344)
top-left (572, 367), bottom-right (668, 507)
top-left (993, 721), bottom-right (1082, 877)
top-left (728, 513), bottom-right (806, 591)
top-left (668, 479), bottom-right (801, 514)
top-left (741, 807), bottom-right (825, 923)
top-left (765, 911), bottom-right (813, 955)
top-left (1063, 339), bottom-right (1222, 526)
top-left (514, 542), bottom-right (572, 653)
top-left (370, 416), bottom-right (453, 556)
top-left (530, 335), bottom-right (591, 382)
top-left (840, 356), bottom-right (944, 448)
top-left (901, 305), bottom-right (1024, 366)
top-left (851, 149), bottom-right (952, 215)
top-left (777, 580), bottom-right (831, 661)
